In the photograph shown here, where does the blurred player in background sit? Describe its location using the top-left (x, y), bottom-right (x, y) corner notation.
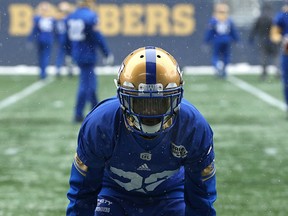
top-left (270, 0), bottom-right (288, 117)
top-left (55, 1), bottom-right (75, 78)
top-left (28, 1), bottom-right (55, 80)
top-left (249, 3), bottom-right (280, 81)
top-left (204, 2), bottom-right (239, 78)
top-left (66, 0), bottom-right (114, 122)
top-left (66, 46), bottom-right (217, 216)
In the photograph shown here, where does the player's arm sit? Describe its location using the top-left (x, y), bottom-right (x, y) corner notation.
top-left (27, 16), bottom-right (39, 42)
top-left (93, 29), bottom-right (114, 65)
top-left (91, 15), bottom-right (114, 64)
top-left (66, 130), bottom-right (105, 216)
top-left (91, 14), bottom-right (110, 57)
top-left (204, 19), bottom-right (215, 43)
top-left (184, 124), bottom-right (217, 216)
top-left (185, 156), bottom-right (216, 215)
top-left (93, 30), bottom-right (111, 57)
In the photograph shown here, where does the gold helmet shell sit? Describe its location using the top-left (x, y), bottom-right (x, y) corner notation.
top-left (117, 46), bottom-right (183, 90)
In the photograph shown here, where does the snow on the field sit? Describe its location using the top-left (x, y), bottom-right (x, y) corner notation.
top-left (4, 148), bottom-right (19, 155)
top-left (264, 147), bottom-right (278, 156)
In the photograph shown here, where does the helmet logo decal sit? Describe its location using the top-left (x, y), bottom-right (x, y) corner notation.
top-left (138, 83), bottom-right (163, 93)
top-left (145, 47), bottom-right (157, 84)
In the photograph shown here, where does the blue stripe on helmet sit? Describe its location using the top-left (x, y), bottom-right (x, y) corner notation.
top-left (145, 47), bottom-right (156, 84)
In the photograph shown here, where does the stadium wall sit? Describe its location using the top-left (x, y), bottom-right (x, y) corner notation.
top-left (0, 0), bottom-right (279, 67)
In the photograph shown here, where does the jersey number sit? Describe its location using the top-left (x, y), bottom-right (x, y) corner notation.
top-left (110, 166), bottom-right (179, 193)
top-left (216, 22), bottom-right (230, 35)
top-left (68, 19), bottom-right (85, 41)
top-left (39, 18), bottom-right (54, 32)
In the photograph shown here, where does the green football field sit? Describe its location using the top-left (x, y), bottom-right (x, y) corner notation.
top-left (0, 72), bottom-right (287, 216)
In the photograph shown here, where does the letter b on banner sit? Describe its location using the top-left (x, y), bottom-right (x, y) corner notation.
top-left (9, 4), bottom-right (33, 36)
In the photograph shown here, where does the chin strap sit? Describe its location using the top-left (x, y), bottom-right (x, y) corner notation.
top-left (141, 122), bottom-right (162, 134)
top-left (125, 113), bottom-right (162, 135)
top-left (126, 112), bottom-right (174, 135)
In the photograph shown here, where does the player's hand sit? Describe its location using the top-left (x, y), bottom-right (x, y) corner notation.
top-left (103, 54), bottom-right (114, 66)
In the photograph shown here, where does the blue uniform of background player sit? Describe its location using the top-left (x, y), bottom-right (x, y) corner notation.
top-left (55, 1), bottom-right (74, 77)
top-left (28, 2), bottom-right (55, 80)
top-left (204, 3), bottom-right (239, 78)
top-left (271, 1), bottom-right (288, 116)
top-left (66, 0), bottom-right (113, 122)
top-left (66, 46), bottom-right (217, 215)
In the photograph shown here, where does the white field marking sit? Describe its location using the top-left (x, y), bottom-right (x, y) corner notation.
top-left (0, 64), bottom-right (279, 76)
top-left (0, 78), bottom-right (54, 110)
top-left (227, 76), bottom-right (287, 111)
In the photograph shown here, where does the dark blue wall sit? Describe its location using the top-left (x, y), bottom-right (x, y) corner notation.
top-left (0, 0), bottom-right (280, 67)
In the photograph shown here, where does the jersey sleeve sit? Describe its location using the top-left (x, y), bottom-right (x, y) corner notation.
top-left (93, 30), bottom-right (111, 57)
top-left (66, 122), bottom-right (106, 215)
top-left (184, 121), bottom-right (217, 216)
top-left (67, 99), bottom-right (120, 215)
top-left (28, 16), bottom-right (39, 42)
top-left (204, 18), bottom-right (215, 43)
top-left (273, 12), bottom-right (288, 37)
top-left (87, 12), bottom-right (111, 57)
top-left (273, 13), bottom-right (283, 28)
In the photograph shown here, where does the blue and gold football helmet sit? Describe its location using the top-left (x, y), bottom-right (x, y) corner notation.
top-left (115, 46), bottom-right (184, 136)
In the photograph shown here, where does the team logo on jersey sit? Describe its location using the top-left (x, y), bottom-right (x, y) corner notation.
top-left (97, 199), bottom-right (112, 206)
top-left (171, 142), bottom-right (188, 158)
top-left (137, 163), bottom-right (151, 171)
top-left (140, 152), bottom-right (152, 161)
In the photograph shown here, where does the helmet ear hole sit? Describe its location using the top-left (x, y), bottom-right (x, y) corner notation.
top-left (140, 55), bottom-right (144, 58)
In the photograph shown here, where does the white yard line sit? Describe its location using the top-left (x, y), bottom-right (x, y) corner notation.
top-left (227, 76), bottom-right (287, 111)
top-left (0, 78), bottom-right (53, 110)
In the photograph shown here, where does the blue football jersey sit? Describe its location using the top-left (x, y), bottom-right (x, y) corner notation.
top-left (67, 97), bottom-right (216, 215)
top-left (56, 19), bottom-right (67, 43)
top-left (273, 12), bottom-right (288, 35)
top-left (66, 7), bottom-right (110, 65)
top-left (29, 15), bottom-right (55, 44)
top-left (205, 17), bottom-right (239, 44)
